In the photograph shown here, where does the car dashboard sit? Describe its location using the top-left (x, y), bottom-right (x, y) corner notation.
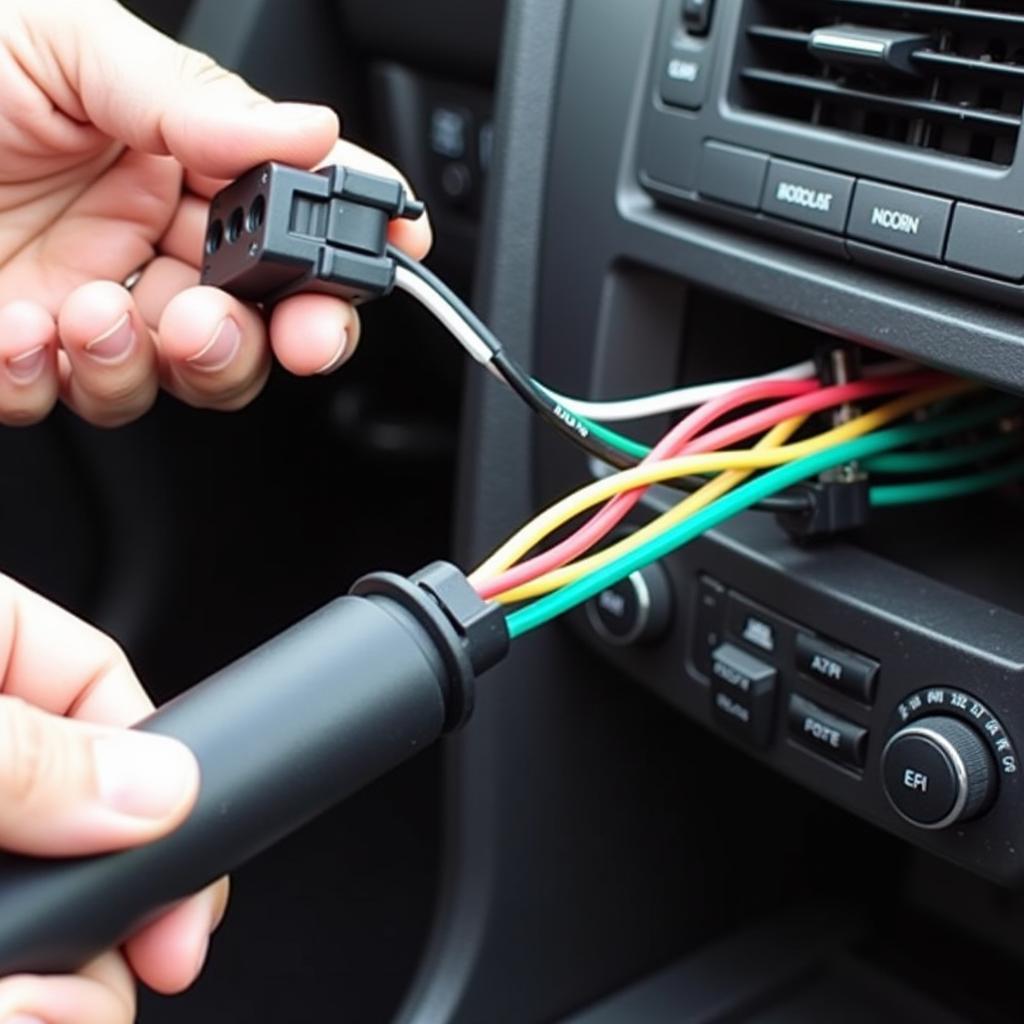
top-left (433, 1), bottom-right (1024, 1021)
top-left (17, 1), bottom-right (1024, 1022)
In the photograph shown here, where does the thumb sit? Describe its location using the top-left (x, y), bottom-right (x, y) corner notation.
top-left (60, 0), bottom-right (339, 177)
top-left (0, 696), bottom-right (199, 857)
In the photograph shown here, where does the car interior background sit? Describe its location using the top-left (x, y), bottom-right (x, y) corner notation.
top-left (9, 1), bottom-right (1024, 1022)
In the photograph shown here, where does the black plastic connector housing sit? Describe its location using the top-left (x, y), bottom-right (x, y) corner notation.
top-left (777, 478), bottom-right (871, 540)
top-left (201, 162), bottom-right (425, 305)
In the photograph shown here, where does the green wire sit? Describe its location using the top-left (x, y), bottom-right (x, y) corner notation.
top-left (539, 383), bottom-right (652, 459)
top-left (505, 399), bottom-right (1020, 639)
top-left (583, 417), bottom-right (651, 459)
top-left (870, 456), bottom-right (1024, 506)
top-left (865, 432), bottom-right (1022, 475)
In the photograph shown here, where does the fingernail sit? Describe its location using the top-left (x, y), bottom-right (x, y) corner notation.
top-left (93, 733), bottom-right (197, 820)
top-left (85, 313), bottom-right (135, 365)
top-left (5, 345), bottom-right (47, 385)
top-left (187, 317), bottom-right (241, 373)
top-left (193, 934), bottom-right (211, 979)
top-left (315, 330), bottom-right (349, 375)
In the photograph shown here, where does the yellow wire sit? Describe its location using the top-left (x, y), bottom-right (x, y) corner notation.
top-left (495, 414), bottom-right (807, 604)
top-left (470, 381), bottom-right (972, 585)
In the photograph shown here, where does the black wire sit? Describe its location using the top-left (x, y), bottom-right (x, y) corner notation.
top-left (390, 246), bottom-right (502, 355)
top-left (390, 247), bottom-right (811, 515)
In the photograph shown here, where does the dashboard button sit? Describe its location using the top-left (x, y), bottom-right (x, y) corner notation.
top-left (725, 591), bottom-right (781, 654)
top-left (697, 142), bottom-right (769, 210)
top-left (945, 204), bottom-right (1024, 282)
top-left (586, 564), bottom-right (672, 646)
top-left (761, 159), bottom-right (854, 234)
top-left (796, 632), bottom-right (878, 704)
top-left (429, 107), bottom-right (469, 159)
top-left (847, 181), bottom-right (952, 260)
top-left (788, 694), bottom-right (868, 769)
top-left (440, 162), bottom-right (473, 205)
top-left (710, 642), bottom-right (776, 746)
top-left (682, 0), bottom-right (714, 35)
top-left (660, 50), bottom-right (710, 110)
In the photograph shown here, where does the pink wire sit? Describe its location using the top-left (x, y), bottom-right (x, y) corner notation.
top-left (477, 371), bottom-right (947, 600)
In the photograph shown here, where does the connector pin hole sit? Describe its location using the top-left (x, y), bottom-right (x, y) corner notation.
top-left (226, 207), bottom-right (245, 244)
top-left (247, 195), bottom-right (266, 233)
top-left (206, 219), bottom-right (223, 255)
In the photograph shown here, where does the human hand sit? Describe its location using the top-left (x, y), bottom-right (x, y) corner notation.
top-left (0, 576), bottom-right (226, 1023)
top-left (0, 0), bottom-right (431, 427)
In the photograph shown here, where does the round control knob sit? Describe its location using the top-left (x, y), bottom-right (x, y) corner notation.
top-left (881, 716), bottom-right (997, 830)
top-left (585, 563), bottom-right (672, 646)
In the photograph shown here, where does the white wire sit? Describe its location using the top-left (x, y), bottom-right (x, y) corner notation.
top-left (394, 266), bottom-right (502, 377)
top-left (394, 264), bottom-right (919, 420)
top-left (542, 361), bottom-right (816, 421)
top-left (545, 358), bottom-right (920, 422)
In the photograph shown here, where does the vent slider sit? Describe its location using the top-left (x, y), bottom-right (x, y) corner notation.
top-left (808, 24), bottom-right (932, 76)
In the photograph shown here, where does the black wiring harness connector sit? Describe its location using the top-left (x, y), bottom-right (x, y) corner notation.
top-left (777, 345), bottom-right (872, 539)
top-left (776, 478), bottom-right (871, 540)
top-left (201, 162), bottom-right (425, 305)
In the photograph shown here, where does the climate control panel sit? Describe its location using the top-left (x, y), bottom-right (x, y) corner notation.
top-left (565, 513), bottom-right (1024, 888)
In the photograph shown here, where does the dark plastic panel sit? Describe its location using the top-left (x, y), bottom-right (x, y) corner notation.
top-left (638, 0), bottom-right (1024, 313)
top-left (642, 1), bottom-right (1024, 211)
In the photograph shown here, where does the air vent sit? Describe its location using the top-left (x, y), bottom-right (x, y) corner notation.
top-left (738, 0), bottom-right (1024, 166)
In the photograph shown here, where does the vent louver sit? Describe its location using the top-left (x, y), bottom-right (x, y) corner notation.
top-left (739, 0), bottom-right (1024, 166)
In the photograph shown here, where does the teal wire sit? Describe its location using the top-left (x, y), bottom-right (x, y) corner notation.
top-left (865, 432), bottom-right (1021, 475)
top-left (505, 399), bottom-right (1020, 639)
top-left (584, 417), bottom-right (651, 459)
top-left (869, 456), bottom-right (1024, 506)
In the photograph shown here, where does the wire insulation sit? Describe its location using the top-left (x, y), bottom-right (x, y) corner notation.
top-left (870, 457), bottom-right (1024, 505)
top-left (504, 397), bottom-right (1020, 637)
top-left (494, 415), bottom-right (807, 604)
top-left (541, 363), bottom-right (817, 421)
top-left (471, 376), bottom-right (820, 589)
top-left (472, 377), bottom-right (960, 592)
top-left (865, 432), bottom-right (1022, 475)
top-left (393, 266), bottom-right (497, 367)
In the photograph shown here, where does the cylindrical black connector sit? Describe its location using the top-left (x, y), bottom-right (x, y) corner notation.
top-left (0, 563), bottom-right (507, 977)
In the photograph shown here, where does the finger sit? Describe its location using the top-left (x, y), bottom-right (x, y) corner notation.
top-left (323, 140), bottom-right (433, 260)
top-left (0, 302), bottom-right (60, 426)
top-left (123, 878), bottom-right (230, 995)
top-left (62, 1), bottom-right (339, 179)
top-left (184, 171), bottom-right (231, 201)
top-left (0, 951), bottom-right (135, 1024)
top-left (269, 294), bottom-right (361, 376)
top-left (0, 695), bottom-right (198, 856)
top-left (0, 576), bottom-right (199, 855)
top-left (129, 257), bottom-right (200, 331)
top-left (157, 194), bottom-right (209, 267)
top-left (0, 575), bottom-right (152, 726)
top-left (157, 286), bottom-right (271, 410)
top-left (56, 282), bottom-right (159, 427)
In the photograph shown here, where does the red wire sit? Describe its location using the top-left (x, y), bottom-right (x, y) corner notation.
top-left (476, 371), bottom-right (947, 600)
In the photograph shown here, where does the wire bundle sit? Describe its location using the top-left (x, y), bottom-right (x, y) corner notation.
top-left (392, 251), bottom-right (1024, 639)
